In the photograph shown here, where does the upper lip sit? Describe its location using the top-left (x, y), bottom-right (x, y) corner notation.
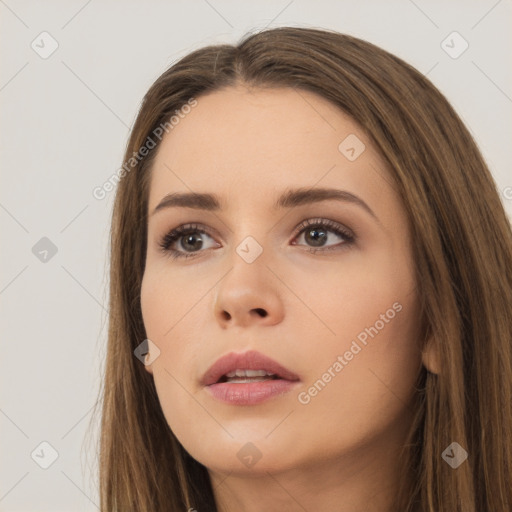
top-left (201, 350), bottom-right (300, 386)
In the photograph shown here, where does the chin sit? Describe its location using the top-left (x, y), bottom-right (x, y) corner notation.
top-left (185, 438), bottom-right (307, 476)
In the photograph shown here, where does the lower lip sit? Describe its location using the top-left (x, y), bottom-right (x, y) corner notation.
top-left (205, 379), bottom-right (300, 405)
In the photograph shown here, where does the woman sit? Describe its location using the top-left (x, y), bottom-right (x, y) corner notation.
top-left (92, 26), bottom-right (512, 511)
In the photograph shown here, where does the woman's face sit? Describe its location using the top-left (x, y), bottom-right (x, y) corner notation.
top-left (141, 85), bottom-right (424, 476)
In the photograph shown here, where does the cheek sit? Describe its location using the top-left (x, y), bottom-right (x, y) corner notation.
top-left (140, 271), bottom-right (192, 383)
top-left (319, 295), bottom-right (421, 416)
top-left (291, 248), bottom-right (416, 346)
top-left (140, 262), bottom-right (215, 346)
top-left (140, 267), bottom-right (204, 339)
top-left (293, 296), bottom-right (422, 462)
top-left (140, 272), bottom-right (207, 438)
top-left (295, 249), bottom-right (421, 411)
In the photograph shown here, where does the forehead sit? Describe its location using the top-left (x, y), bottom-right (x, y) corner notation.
top-left (147, 85), bottom-right (391, 213)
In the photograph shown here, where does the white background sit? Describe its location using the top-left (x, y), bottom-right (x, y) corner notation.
top-left (1, 1), bottom-right (511, 510)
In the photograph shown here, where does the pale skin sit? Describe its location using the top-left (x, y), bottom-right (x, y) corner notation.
top-left (140, 85), bottom-right (439, 512)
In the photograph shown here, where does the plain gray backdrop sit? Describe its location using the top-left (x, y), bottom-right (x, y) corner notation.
top-left (1, 1), bottom-right (511, 510)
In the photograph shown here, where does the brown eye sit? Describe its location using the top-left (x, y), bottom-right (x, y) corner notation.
top-left (291, 218), bottom-right (355, 254)
top-left (159, 223), bottom-right (219, 260)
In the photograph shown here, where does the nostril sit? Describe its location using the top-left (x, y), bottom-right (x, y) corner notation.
top-left (254, 308), bottom-right (267, 317)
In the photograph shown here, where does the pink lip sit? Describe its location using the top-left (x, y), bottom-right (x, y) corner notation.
top-left (201, 350), bottom-right (301, 405)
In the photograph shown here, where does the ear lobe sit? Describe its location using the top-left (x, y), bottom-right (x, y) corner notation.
top-left (144, 353), bottom-right (154, 375)
top-left (421, 337), bottom-right (440, 375)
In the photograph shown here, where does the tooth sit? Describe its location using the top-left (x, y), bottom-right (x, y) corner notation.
top-left (245, 369), bottom-right (269, 377)
top-left (224, 369), bottom-right (276, 379)
top-left (227, 377), bottom-right (271, 383)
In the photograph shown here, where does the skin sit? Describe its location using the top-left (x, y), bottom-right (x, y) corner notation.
top-left (140, 85), bottom-right (437, 512)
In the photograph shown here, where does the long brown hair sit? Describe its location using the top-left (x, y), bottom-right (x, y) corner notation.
top-left (88, 26), bottom-right (512, 511)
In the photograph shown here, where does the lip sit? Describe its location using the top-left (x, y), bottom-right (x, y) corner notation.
top-left (201, 350), bottom-right (301, 405)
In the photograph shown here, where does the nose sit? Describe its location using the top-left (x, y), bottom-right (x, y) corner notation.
top-left (213, 257), bottom-right (285, 329)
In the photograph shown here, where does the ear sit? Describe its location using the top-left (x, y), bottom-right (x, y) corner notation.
top-left (421, 337), bottom-right (440, 375)
top-left (144, 353), bottom-right (154, 375)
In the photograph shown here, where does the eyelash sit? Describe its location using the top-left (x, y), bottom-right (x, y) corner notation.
top-left (158, 218), bottom-right (356, 260)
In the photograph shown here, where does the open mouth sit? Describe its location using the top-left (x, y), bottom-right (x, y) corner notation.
top-left (202, 351), bottom-right (301, 405)
top-left (202, 350), bottom-right (300, 387)
top-left (216, 369), bottom-right (281, 384)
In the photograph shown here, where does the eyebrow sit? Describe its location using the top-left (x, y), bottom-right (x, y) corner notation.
top-left (151, 187), bottom-right (379, 221)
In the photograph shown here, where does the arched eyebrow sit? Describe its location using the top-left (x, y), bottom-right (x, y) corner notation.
top-left (151, 187), bottom-right (379, 223)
